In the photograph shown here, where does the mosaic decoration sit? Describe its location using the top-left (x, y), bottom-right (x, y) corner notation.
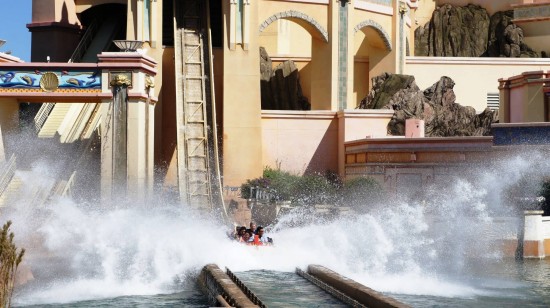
top-left (338, 0), bottom-right (349, 111)
top-left (0, 70), bottom-right (101, 91)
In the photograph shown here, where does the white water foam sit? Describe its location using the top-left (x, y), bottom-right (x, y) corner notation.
top-left (4, 151), bottom-right (549, 305)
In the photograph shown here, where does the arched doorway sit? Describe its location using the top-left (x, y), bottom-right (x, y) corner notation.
top-left (259, 11), bottom-right (330, 110)
top-left (353, 20), bottom-right (393, 107)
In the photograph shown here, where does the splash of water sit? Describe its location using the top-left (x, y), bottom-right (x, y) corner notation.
top-left (4, 150), bottom-right (550, 305)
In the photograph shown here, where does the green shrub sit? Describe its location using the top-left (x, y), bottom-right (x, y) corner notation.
top-left (0, 221), bottom-right (25, 308)
top-left (343, 176), bottom-right (385, 207)
top-left (240, 167), bottom-right (299, 200)
top-left (241, 169), bottom-right (384, 208)
top-left (241, 167), bottom-right (342, 205)
top-left (291, 173), bottom-right (339, 205)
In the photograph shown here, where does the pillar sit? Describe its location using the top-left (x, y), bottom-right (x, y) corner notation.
top-left (498, 78), bottom-right (511, 123)
top-left (98, 52), bottom-right (157, 203)
top-left (100, 99), bottom-right (114, 203)
top-left (222, 0), bottom-right (263, 186)
top-left (0, 99), bottom-right (19, 160)
top-left (111, 76), bottom-right (130, 197)
top-left (523, 210), bottom-right (545, 259)
top-left (0, 124), bottom-right (5, 163)
top-left (397, 1), bottom-right (407, 74)
top-left (127, 100), bottom-right (150, 200)
top-left (336, 0), bottom-right (350, 111)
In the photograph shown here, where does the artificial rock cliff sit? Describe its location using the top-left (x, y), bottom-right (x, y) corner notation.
top-left (358, 73), bottom-right (498, 137)
top-left (260, 47), bottom-right (310, 110)
top-left (415, 4), bottom-right (538, 58)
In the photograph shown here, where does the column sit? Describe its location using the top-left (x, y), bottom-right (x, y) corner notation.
top-left (310, 0), bottom-right (337, 110)
top-left (397, 1), bottom-right (407, 74)
top-left (229, 0), bottom-right (237, 50)
top-left (100, 100), bottom-right (114, 203)
top-left (111, 75), bottom-right (130, 198)
top-left (222, 0), bottom-right (262, 186)
top-left (0, 124), bottom-right (5, 163)
top-left (523, 210), bottom-right (545, 259)
top-left (498, 79), bottom-right (511, 123)
top-left (0, 99), bottom-right (19, 160)
top-left (127, 100), bottom-right (147, 200)
top-left (337, 0), bottom-right (350, 111)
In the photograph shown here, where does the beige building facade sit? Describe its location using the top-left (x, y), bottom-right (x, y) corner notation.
top-left (1, 0), bottom-right (550, 208)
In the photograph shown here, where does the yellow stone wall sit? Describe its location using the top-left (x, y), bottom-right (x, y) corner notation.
top-left (21, 0), bottom-right (550, 190)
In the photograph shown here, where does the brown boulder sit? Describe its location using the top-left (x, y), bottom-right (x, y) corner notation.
top-left (260, 47), bottom-right (310, 110)
top-left (358, 73), bottom-right (498, 137)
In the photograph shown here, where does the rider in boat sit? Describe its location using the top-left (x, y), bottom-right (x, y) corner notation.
top-left (252, 226), bottom-right (273, 246)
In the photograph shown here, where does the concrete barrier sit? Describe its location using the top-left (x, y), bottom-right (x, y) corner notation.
top-left (198, 264), bottom-right (259, 307)
top-left (307, 265), bottom-right (410, 308)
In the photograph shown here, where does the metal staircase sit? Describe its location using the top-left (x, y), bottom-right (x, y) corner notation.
top-left (174, 0), bottom-right (224, 213)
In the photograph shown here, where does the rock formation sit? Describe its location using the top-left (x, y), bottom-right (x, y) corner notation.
top-left (415, 4), bottom-right (538, 58)
top-left (358, 73), bottom-right (498, 137)
top-left (260, 47), bottom-right (310, 110)
top-left (486, 10), bottom-right (538, 58)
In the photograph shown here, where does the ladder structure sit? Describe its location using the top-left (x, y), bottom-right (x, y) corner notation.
top-left (174, 0), bottom-right (224, 212)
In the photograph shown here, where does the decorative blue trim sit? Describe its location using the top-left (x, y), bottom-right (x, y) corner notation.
top-left (338, 1), bottom-right (349, 111)
top-left (0, 70), bottom-right (101, 89)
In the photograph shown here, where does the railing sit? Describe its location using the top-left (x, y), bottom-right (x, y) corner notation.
top-left (69, 19), bottom-right (100, 63)
top-left (0, 154), bottom-right (16, 198)
top-left (225, 267), bottom-right (267, 308)
top-left (33, 102), bottom-right (55, 133)
top-left (248, 186), bottom-right (276, 201)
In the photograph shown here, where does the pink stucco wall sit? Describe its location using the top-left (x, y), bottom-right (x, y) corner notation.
top-left (261, 110), bottom-right (393, 176)
top-left (261, 111), bottom-right (338, 174)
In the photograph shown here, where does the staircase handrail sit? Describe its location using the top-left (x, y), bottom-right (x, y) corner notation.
top-left (33, 19), bottom-right (101, 134)
top-left (34, 102), bottom-right (56, 133)
top-left (0, 154), bottom-right (16, 197)
top-left (69, 19), bottom-right (100, 63)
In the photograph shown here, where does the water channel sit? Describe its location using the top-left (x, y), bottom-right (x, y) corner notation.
top-left (5, 152), bottom-right (550, 307)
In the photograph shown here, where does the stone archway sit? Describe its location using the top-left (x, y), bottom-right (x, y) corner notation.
top-left (352, 20), bottom-right (393, 107)
top-left (354, 19), bottom-right (392, 51)
top-left (258, 10), bottom-right (332, 109)
top-left (259, 10), bottom-right (329, 43)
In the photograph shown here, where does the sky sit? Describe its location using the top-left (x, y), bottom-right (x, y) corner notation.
top-left (0, 0), bottom-right (32, 61)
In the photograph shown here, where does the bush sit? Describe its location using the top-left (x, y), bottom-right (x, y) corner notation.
top-left (241, 169), bottom-right (386, 208)
top-left (240, 167), bottom-right (342, 205)
top-left (0, 221), bottom-right (25, 307)
top-left (240, 167), bottom-right (299, 200)
top-left (291, 173), bottom-right (339, 205)
top-left (343, 176), bottom-right (384, 207)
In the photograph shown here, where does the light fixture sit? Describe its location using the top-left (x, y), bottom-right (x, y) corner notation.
top-left (113, 40), bottom-right (144, 52)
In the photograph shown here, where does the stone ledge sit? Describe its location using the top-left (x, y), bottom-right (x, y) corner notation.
top-left (198, 264), bottom-right (259, 307)
top-left (307, 264), bottom-right (410, 308)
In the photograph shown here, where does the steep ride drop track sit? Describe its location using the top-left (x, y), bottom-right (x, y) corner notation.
top-left (173, 0), bottom-right (225, 216)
